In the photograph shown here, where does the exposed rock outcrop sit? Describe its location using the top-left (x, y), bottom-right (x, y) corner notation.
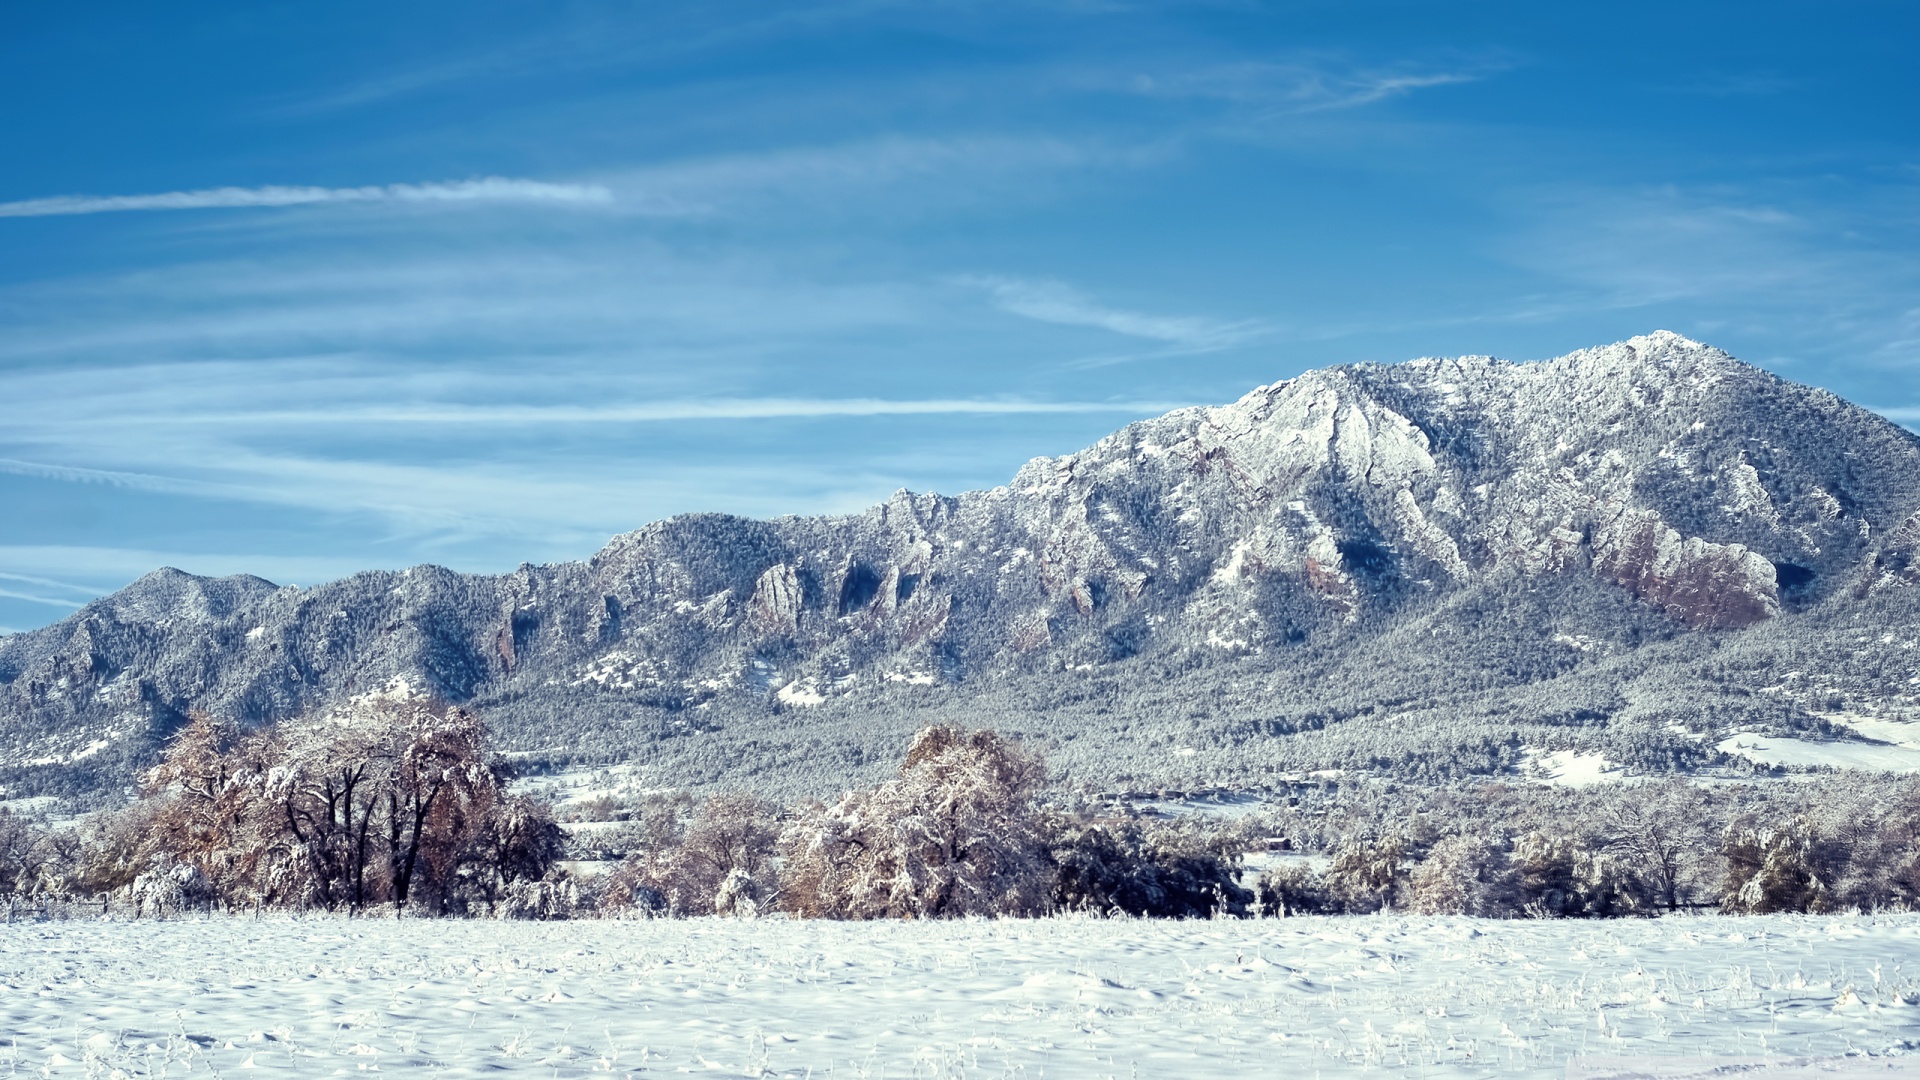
top-left (748, 564), bottom-right (803, 637)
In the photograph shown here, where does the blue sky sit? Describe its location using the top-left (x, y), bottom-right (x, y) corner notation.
top-left (2, 1), bottom-right (1917, 634)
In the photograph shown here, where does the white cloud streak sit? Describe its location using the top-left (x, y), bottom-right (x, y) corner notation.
top-left (0, 138), bottom-right (1112, 228)
top-left (0, 570), bottom-right (105, 596)
top-left (0, 587), bottom-right (84, 609)
top-left (1127, 61), bottom-right (1494, 114)
top-left (1287, 71), bottom-right (1483, 112)
top-left (101, 397), bottom-right (1192, 428)
top-left (0, 457), bottom-right (218, 496)
top-left (963, 275), bottom-right (1267, 353)
top-left (0, 373), bottom-right (1187, 547)
top-left (596, 135), bottom-right (1136, 222)
top-left (0, 178), bottom-right (615, 219)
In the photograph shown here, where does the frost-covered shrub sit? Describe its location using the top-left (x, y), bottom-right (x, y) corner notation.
top-left (611, 793), bottom-right (779, 916)
top-left (593, 865), bottom-right (669, 916)
top-left (1046, 816), bottom-right (1250, 918)
top-left (1323, 837), bottom-right (1410, 913)
top-left (497, 877), bottom-right (580, 920)
top-left (1255, 862), bottom-right (1330, 916)
top-left (1721, 820), bottom-right (1831, 913)
top-left (779, 725), bottom-right (1049, 919)
top-left (1408, 834), bottom-right (1509, 916)
top-left (1508, 831), bottom-right (1653, 917)
top-left (1858, 844), bottom-right (1920, 913)
top-left (713, 868), bottom-right (761, 918)
top-left (69, 798), bottom-right (169, 897)
top-left (1597, 779), bottom-right (1712, 911)
top-left (127, 853), bottom-right (215, 916)
top-left (1806, 781), bottom-right (1920, 912)
top-left (1707, 782), bottom-right (1920, 914)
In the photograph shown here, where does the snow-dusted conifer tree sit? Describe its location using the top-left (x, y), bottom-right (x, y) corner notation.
top-left (1046, 815), bottom-right (1251, 918)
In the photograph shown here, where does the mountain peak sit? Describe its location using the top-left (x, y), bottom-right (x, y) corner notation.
top-left (6, 333), bottom-right (1920, 800)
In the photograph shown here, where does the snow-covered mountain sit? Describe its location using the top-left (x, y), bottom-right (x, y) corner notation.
top-left (7, 332), bottom-right (1920, 800)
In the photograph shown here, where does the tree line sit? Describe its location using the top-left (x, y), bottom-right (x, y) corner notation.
top-left (1247, 772), bottom-right (1920, 917)
top-left (1, 695), bottom-right (1916, 919)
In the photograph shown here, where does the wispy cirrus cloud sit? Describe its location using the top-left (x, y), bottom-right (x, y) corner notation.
top-left (1314, 71), bottom-right (1483, 110)
top-left (962, 275), bottom-right (1268, 357)
top-left (0, 456), bottom-right (217, 496)
top-left (0, 352), bottom-right (1191, 548)
top-left (0, 569), bottom-right (111, 616)
top-left (595, 135), bottom-right (1141, 222)
top-left (0, 587), bottom-right (84, 610)
top-left (0, 570), bottom-right (104, 595)
top-left (0, 134), bottom-right (1114, 239)
top-left (0, 177), bottom-right (615, 218)
top-left (1496, 183), bottom-right (1920, 340)
top-left (0, 241), bottom-right (924, 365)
top-left (1124, 59), bottom-right (1499, 114)
top-left (273, 2), bottom-right (899, 115)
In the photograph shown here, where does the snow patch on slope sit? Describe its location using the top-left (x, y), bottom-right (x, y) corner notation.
top-left (1819, 711), bottom-right (1920, 750)
top-left (1718, 732), bottom-right (1920, 773)
top-left (1521, 748), bottom-right (1621, 786)
top-left (776, 678), bottom-right (825, 706)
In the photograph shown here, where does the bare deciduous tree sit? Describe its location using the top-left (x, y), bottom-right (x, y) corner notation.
top-left (110, 684), bottom-right (559, 914)
top-left (1599, 779), bottom-right (1709, 911)
top-left (780, 725), bottom-right (1049, 919)
top-left (608, 793), bottom-right (779, 915)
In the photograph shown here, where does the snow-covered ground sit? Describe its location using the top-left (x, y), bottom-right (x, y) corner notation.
top-left (1823, 713), bottom-right (1920, 753)
top-left (1521, 747), bottom-right (1625, 786)
top-left (1718, 731), bottom-right (1920, 773)
top-left (509, 762), bottom-right (655, 813)
top-left (2, 915), bottom-right (1916, 1077)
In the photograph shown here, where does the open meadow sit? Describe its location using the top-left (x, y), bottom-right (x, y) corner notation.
top-left (1, 914), bottom-right (1916, 1078)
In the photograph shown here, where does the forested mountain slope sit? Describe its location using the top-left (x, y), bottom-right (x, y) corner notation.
top-left (7, 331), bottom-right (1920, 800)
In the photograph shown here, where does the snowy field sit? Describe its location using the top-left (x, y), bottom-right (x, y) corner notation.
top-left (2, 916), bottom-right (1918, 1078)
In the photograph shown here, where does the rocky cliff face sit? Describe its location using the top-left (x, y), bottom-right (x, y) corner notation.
top-left (6, 332), bottom-right (1920, 799)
